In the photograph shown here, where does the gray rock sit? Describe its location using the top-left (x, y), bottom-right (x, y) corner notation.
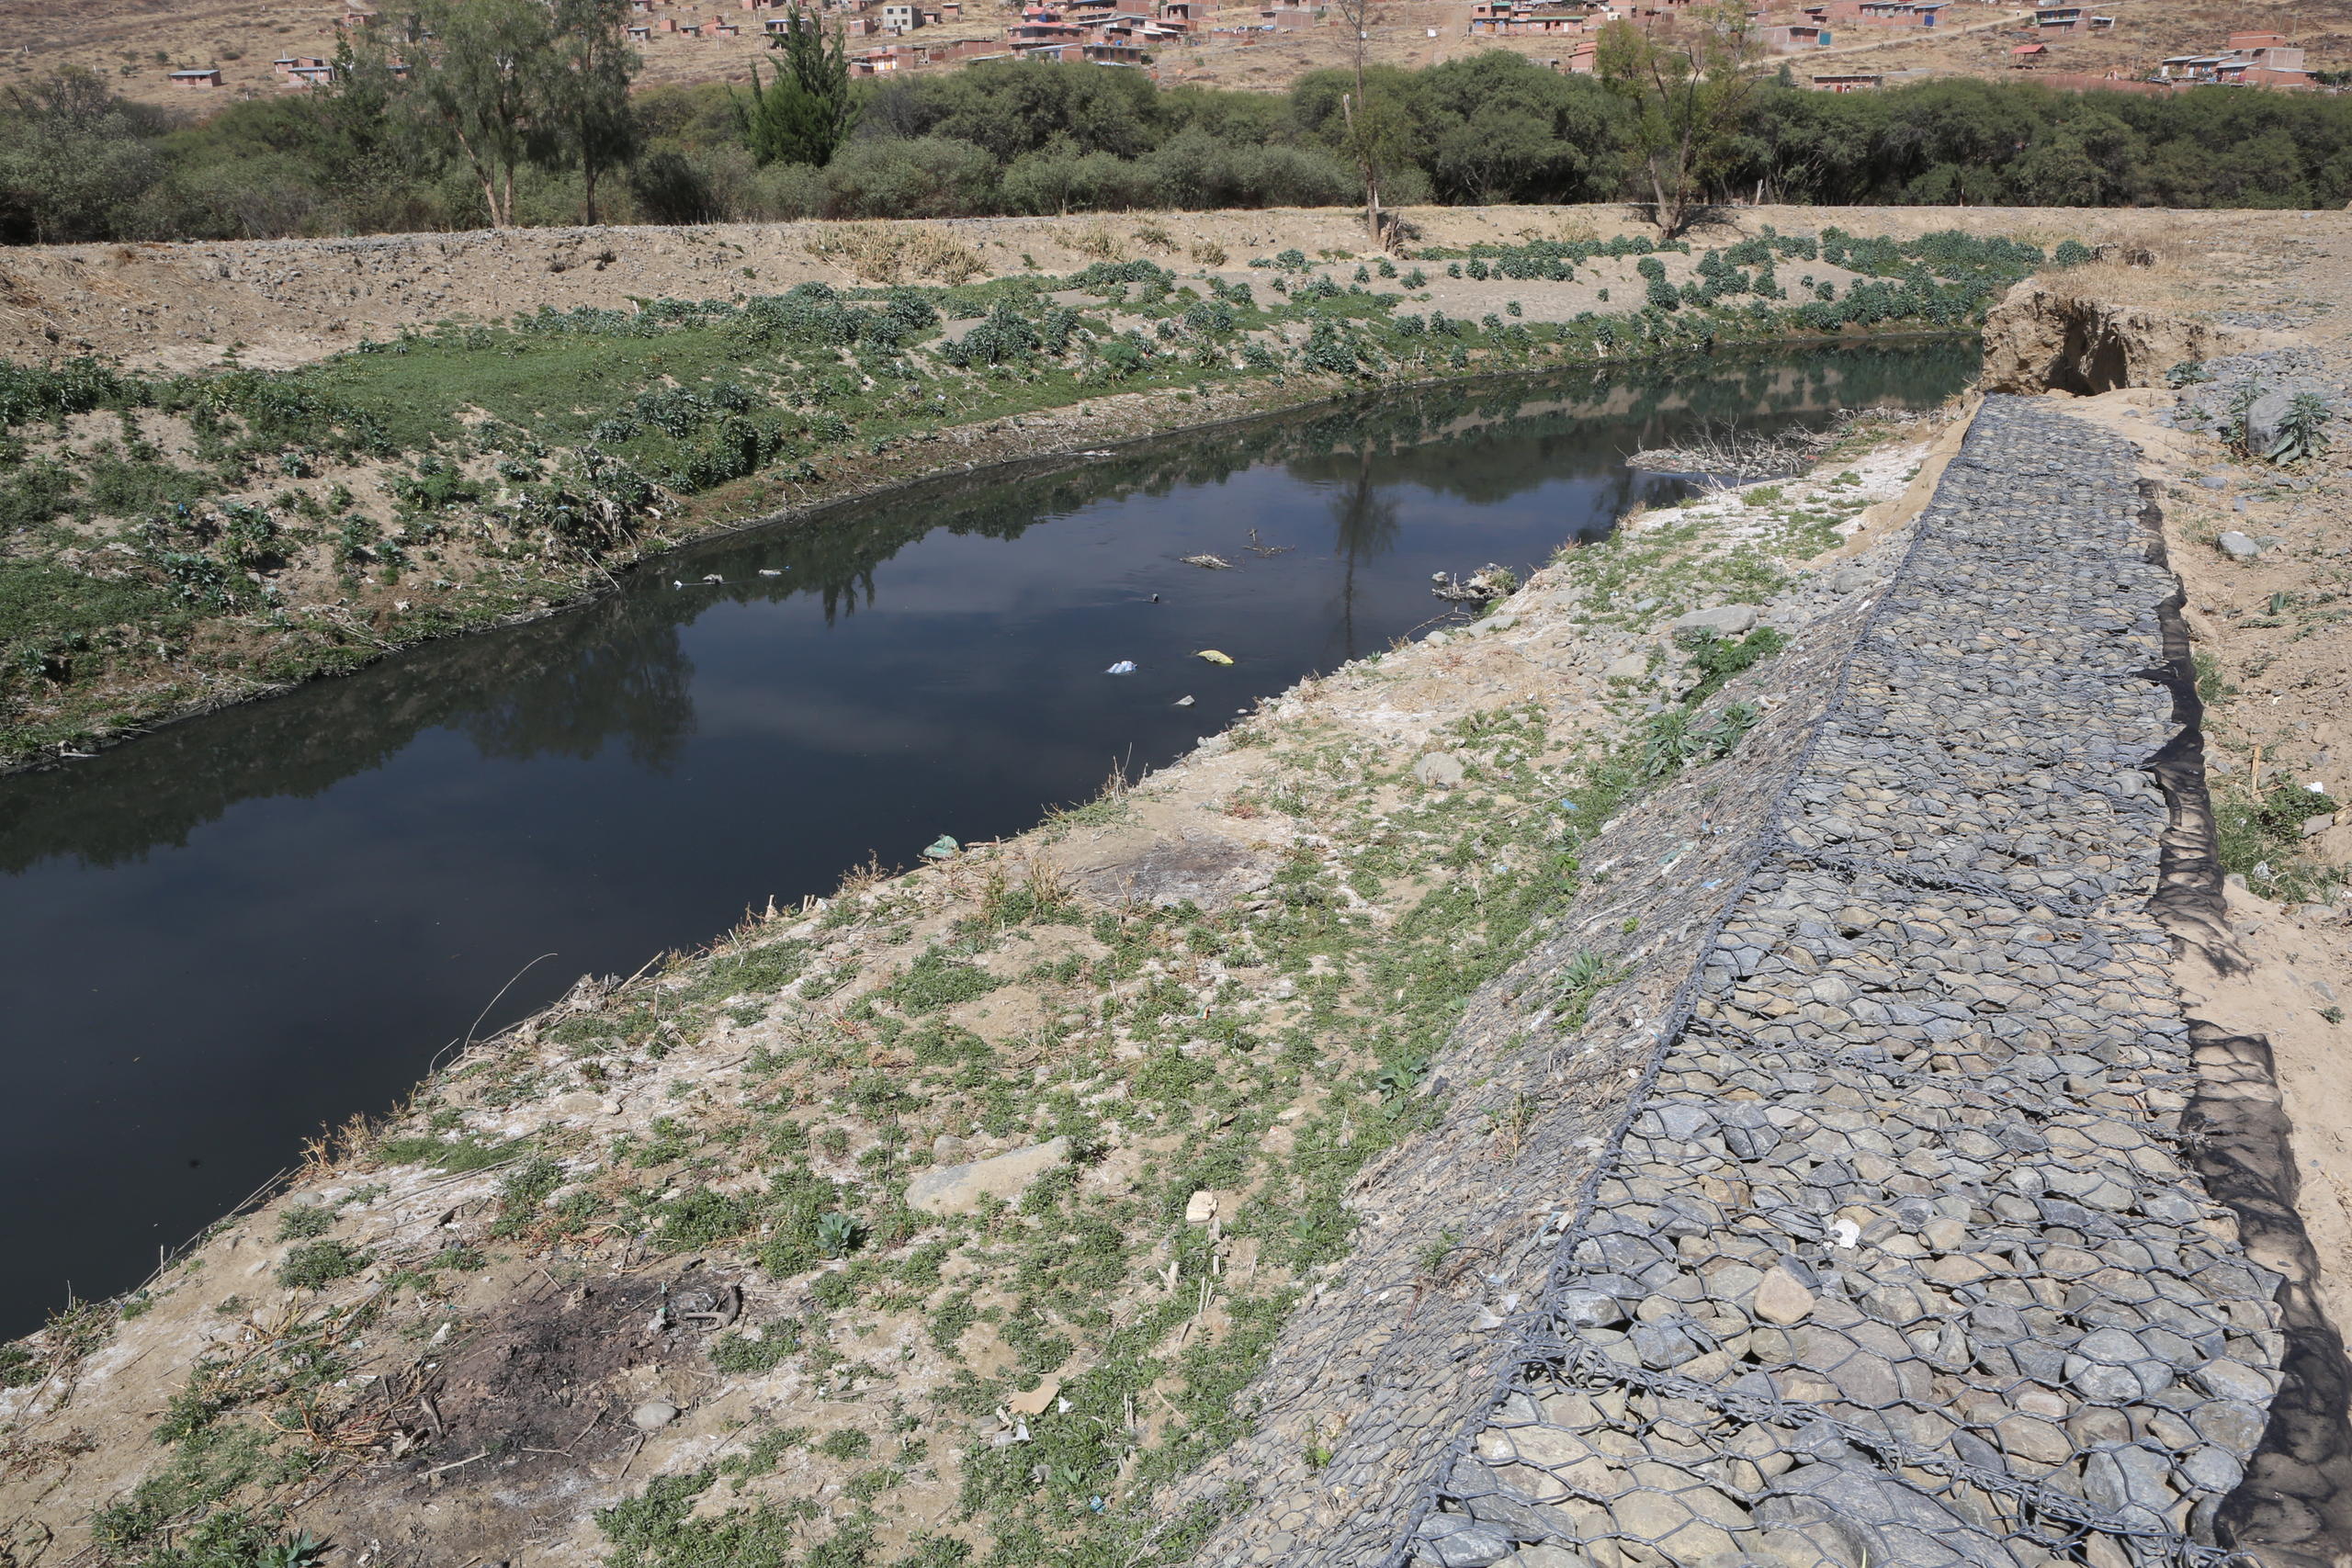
top-left (2245, 389), bottom-right (2294, 456)
top-left (1654, 1103), bottom-right (1713, 1142)
top-left (1414, 752), bottom-right (1468, 789)
top-left (905, 1137), bottom-right (1069, 1216)
top-left (2216, 530), bottom-right (2264, 560)
top-left (2189, 1357), bottom-right (2272, 1403)
top-left (1758, 1460), bottom-right (2016, 1568)
top-left (2182, 1445), bottom-right (2245, 1495)
top-left (1555, 1289), bottom-right (1624, 1328)
top-left (631, 1400), bottom-right (681, 1432)
top-left (1421, 1521), bottom-right (1513, 1568)
top-left (1671, 604), bottom-right (1759, 637)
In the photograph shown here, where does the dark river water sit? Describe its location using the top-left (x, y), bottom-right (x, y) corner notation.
top-left (0, 342), bottom-right (1975, 1337)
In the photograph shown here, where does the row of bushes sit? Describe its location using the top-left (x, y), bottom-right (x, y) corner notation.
top-left (7, 48), bottom-right (2352, 245)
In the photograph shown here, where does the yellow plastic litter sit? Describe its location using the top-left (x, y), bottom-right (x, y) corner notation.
top-left (1195, 649), bottom-right (1235, 665)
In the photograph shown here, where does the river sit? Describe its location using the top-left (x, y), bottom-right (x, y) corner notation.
top-left (0, 342), bottom-right (1975, 1337)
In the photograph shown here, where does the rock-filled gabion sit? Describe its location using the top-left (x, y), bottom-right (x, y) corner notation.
top-left (1415, 399), bottom-right (2282, 1568)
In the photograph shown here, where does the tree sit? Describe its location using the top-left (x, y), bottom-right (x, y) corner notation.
top-left (0, 72), bottom-right (163, 243)
top-left (1329, 0), bottom-right (1392, 248)
top-left (540, 0), bottom-right (640, 225)
top-left (413, 0), bottom-right (554, 228)
top-left (1596, 1), bottom-right (1758, 239)
top-left (735, 6), bottom-right (856, 168)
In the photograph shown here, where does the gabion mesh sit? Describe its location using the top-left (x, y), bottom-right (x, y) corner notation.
top-left (1413, 400), bottom-right (2283, 1568)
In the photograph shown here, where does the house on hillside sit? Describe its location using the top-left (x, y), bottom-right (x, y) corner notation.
top-left (2157, 36), bottom-right (2312, 85)
top-left (2009, 40), bottom-right (2046, 62)
top-left (168, 66), bottom-right (224, 87)
top-left (1763, 22), bottom-right (1830, 50)
top-left (274, 54), bottom-right (334, 85)
top-left (2033, 6), bottom-right (2111, 31)
top-left (1468, 1), bottom-right (1587, 34)
top-left (1811, 69), bottom-right (1881, 88)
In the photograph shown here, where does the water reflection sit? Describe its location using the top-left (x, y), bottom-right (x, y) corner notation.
top-left (0, 340), bottom-right (1975, 1333)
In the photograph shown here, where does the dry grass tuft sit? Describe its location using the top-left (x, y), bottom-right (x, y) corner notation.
top-left (803, 225), bottom-right (986, 285)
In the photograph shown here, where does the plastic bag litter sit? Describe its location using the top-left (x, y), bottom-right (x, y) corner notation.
top-left (1195, 649), bottom-right (1234, 665)
top-left (922, 835), bottom-right (959, 860)
top-left (1174, 695), bottom-right (1195, 706)
top-left (1105, 660), bottom-right (1136, 675)
top-left (1181, 554), bottom-right (1234, 570)
top-left (758, 569), bottom-right (784, 577)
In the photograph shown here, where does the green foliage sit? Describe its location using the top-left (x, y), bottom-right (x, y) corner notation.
top-left (274, 1240), bottom-right (369, 1290)
top-left (1675, 624), bottom-right (1787, 704)
top-left (1636, 701), bottom-right (1760, 783)
top-left (2216, 783), bottom-right (2342, 900)
top-left (596, 1470), bottom-right (797, 1568)
top-left (370, 1133), bottom-right (519, 1170)
top-left (2266, 391), bottom-right (2332, 466)
top-left (881, 949), bottom-right (1003, 1013)
top-left (736, 14), bottom-right (858, 168)
top-left (87, 1423), bottom-right (288, 1560)
top-left (13, 51), bottom-right (2350, 247)
top-left (273, 1205), bottom-right (334, 1242)
top-left (758, 1167), bottom-right (854, 1277)
top-left (709, 1322), bottom-right (804, 1373)
top-left (656, 1187), bottom-right (757, 1249)
top-left (816, 1211), bottom-right (865, 1258)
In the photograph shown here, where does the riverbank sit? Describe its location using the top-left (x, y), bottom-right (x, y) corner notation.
top-left (0, 377), bottom-right (1971, 1566)
top-left (6, 206), bottom-right (2352, 1568)
top-left (0, 205), bottom-right (2127, 774)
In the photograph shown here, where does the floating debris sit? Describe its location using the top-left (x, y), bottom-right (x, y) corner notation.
top-left (1432, 564), bottom-right (1515, 604)
top-left (1181, 554), bottom-right (1235, 570)
top-left (1195, 649), bottom-right (1234, 665)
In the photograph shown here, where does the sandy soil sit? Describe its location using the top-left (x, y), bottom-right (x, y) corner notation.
top-left (2033, 236), bottom-right (2352, 1356)
top-left (0, 202), bottom-right (2319, 378)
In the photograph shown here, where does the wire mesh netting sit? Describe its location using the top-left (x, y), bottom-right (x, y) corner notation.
top-left (1171, 399), bottom-right (2303, 1568)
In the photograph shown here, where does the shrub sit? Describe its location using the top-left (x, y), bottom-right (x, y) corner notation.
top-left (276, 1240), bottom-right (368, 1290)
top-left (820, 135), bottom-right (997, 220)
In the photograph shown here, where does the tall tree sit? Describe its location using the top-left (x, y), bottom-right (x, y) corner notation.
top-left (413, 0), bottom-right (554, 228)
top-left (735, 7), bottom-right (857, 168)
top-left (1328, 0), bottom-right (1392, 248)
top-left (1596, 1), bottom-right (1758, 239)
top-left (540, 0), bottom-right (640, 225)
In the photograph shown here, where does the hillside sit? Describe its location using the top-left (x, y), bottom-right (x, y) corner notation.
top-left (9, 0), bottom-right (2342, 111)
